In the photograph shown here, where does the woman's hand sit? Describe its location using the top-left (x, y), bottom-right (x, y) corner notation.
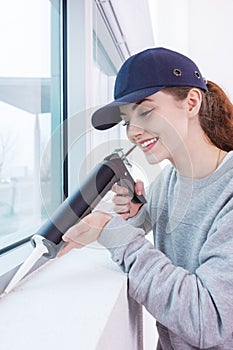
top-left (58, 211), bottom-right (112, 256)
top-left (112, 180), bottom-right (145, 219)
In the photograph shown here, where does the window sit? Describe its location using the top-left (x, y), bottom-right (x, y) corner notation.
top-left (0, 0), bottom-right (63, 251)
top-left (66, 0), bottom-right (150, 212)
top-left (0, 0), bottom-right (153, 256)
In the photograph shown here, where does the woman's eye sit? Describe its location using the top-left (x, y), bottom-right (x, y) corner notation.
top-left (140, 108), bottom-right (154, 117)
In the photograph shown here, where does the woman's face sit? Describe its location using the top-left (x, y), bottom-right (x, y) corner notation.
top-left (120, 90), bottom-right (191, 165)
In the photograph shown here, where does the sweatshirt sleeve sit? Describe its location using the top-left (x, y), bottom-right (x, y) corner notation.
top-left (98, 210), bottom-right (233, 349)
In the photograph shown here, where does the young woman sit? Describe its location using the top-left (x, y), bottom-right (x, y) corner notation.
top-left (60, 48), bottom-right (233, 349)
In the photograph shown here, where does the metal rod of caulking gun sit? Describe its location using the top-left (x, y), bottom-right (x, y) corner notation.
top-left (124, 144), bottom-right (136, 157)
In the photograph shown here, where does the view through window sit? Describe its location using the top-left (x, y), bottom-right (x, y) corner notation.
top-left (0, 0), bottom-right (62, 249)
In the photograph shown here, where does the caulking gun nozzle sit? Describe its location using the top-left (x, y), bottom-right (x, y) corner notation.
top-left (4, 236), bottom-right (49, 294)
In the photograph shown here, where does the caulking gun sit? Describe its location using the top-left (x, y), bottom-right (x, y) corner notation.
top-left (32, 145), bottom-right (146, 258)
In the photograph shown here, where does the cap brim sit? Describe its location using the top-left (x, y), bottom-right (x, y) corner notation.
top-left (91, 86), bottom-right (164, 130)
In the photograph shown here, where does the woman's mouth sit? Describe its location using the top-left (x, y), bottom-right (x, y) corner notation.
top-left (140, 137), bottom-right (159, 152)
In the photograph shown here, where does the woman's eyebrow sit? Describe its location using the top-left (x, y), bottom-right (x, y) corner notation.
top-left (120, 98), bottom-right (154, 116)
top-left (132, 99), bottom-right (153, 110)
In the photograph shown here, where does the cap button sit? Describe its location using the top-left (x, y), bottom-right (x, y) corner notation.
top-left (173, 68), bottom-right (182, 77)
top-left (194, 71), bottom-right (201, 79)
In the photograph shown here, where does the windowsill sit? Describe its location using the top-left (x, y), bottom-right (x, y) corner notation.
top-left (0, 243), bottom-right (144, 349)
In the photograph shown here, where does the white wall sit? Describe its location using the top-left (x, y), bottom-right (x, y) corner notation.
top-left (151, 0), bottom-right (233, 99)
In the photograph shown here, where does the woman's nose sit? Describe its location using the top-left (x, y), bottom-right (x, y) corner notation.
top-left (127, 123), bottom-right (144, 142)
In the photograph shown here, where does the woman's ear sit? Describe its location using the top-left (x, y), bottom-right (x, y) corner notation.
top-left (186, 88), bottom-right (202, 117)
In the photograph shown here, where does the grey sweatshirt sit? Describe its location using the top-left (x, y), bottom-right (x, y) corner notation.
top-left (98, 153), bottom-right (233, 349)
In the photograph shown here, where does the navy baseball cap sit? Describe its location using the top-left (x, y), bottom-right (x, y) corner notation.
top-left (91, 47), bottom-right (207, 130)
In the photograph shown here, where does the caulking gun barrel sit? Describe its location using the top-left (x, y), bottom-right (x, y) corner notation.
top-left (35, 160), bottom-right (117, 246)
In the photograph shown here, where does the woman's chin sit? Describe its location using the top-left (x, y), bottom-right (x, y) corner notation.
top-left (144, 152), bottom-right (161, 164)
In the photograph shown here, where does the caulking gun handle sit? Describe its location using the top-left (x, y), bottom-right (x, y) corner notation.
top-left (107, 155), bottom-right (147, 205)
top-left (126, 171), bottom-right (147, 204)
top-left (116, 178), bottom-right (147, 205)
top-left (131, 192), bottom-right (147, 204)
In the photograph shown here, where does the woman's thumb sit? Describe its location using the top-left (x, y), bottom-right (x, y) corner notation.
top-left (135, 180), bottom-right (145, 196)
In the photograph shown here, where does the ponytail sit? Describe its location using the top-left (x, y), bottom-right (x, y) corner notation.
top-left (199, 81), bottom-right (233, 151)
top-left (163, 82), bottom-right (233, 151)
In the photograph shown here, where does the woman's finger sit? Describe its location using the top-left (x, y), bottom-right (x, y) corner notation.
top-left (111, 183), bottom-right (129, 195)
top-left (112, 194), bottom-right (131, 205)
top-left (113, 203), bottom-right (131, 214)
top-left (58, 240), bottom-right (82, 257)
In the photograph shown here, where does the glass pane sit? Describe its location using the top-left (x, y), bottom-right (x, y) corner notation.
top-left (0, 0), bottom-right (62, 249)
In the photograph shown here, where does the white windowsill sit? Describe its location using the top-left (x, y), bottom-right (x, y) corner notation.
top-left (0, 243), bottom-right (145, 349)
